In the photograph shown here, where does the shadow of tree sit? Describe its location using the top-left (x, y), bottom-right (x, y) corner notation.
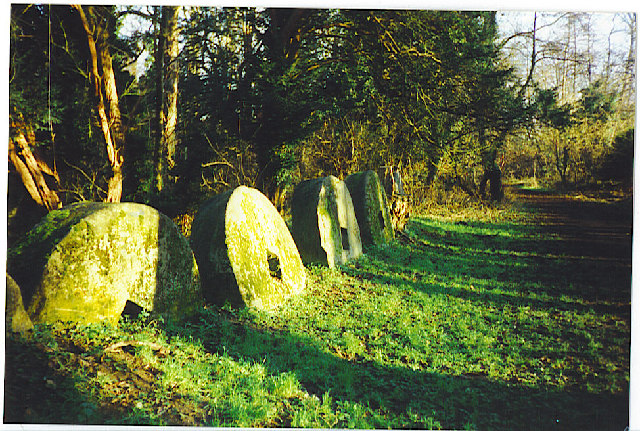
top-left (4, 332), bottom-right (109, 424)
top-left (156, 201), bottom-right (628, 429)
top-left (164, 305), bottom-right (628, 430)
top-left (4, 289), bottom-right (629, 429)
top-left (373, 217), bottom-right (631, 312)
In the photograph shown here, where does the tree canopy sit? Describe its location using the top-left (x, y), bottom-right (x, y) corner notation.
top-left (8, 6), bottom-right (636, 238)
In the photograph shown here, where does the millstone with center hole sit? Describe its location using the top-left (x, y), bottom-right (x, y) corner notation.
top-left (345, 170), bottom-right (394, 247)
top-left (191, 186), bottom-right (306, 309)
top-left (6, 202), bottom-right (202, 325)
top-left (291, 175), bottom-right (362, 268)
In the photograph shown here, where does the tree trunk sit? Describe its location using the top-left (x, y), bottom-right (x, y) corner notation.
top-left (73, 4), bottom-right (124, 203)
top-left (154, 6), bottom-right (180, 193)
top-left (554, 139), bottom-right (570, 189)
top-left (162, 6), bottom-right (180, 177)
top-left (8, 113), bottom-right (61, 211)
top-left (94, 8), bottom-right (125, 155)
top-left (153, 6), bottom-right (164, 193)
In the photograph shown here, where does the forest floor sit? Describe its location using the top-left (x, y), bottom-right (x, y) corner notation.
top-left (3, 185), bottom-right (632, 429)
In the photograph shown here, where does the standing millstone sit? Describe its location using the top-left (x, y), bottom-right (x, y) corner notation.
top-left (291, 176), bottom-right (362, 268)
top-left (330, 176), bottom-right (364, 262)
top-left (6, 202), bottom-right (202, 325)
top-left (191, 186), bottom-right (306, 309)
top-left (345, 170), bottom-right (394, 247)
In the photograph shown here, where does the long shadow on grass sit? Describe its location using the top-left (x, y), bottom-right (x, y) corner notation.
top-left (4, 325), bottom-right (198, 426)
top-left (360, 218), bottom-right (632, 317)
top-left (171, 211), bottom-right (630, 429)
top-left (167, 306), bottom-right (628, 430)
top-left (4, 332), bottom-right (118, 424)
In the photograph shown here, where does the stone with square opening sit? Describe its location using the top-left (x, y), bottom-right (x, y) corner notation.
top-left (191, 186), bottom-right (306, 309)
top-left (329, 175), bottom-right (363, 262)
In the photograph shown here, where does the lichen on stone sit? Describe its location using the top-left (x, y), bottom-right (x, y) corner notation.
top-left (5, 274), bottom-right (33, 333)
top-left (292, 176), bottom-right (362, 268)
top-left (191, 186), bottom-right (306, 310)
top-left (7, 202), bottom-right (202, 325)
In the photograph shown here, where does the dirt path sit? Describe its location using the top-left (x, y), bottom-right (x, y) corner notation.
top-left (511, 187), bottom-right (633, 264)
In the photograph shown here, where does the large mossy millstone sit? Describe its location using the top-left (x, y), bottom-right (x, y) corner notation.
top-left (291, 176), bottom-right (362, 268)
top-left (191, 186), bottom-right (306, 309)
top-left (345, 170), bottom-right (394, 247)
top-left (6, 202), bottom-right (202, 325)
top-left (6, 274), bottom-right (33, 333)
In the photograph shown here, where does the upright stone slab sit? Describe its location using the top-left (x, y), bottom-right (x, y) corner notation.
top-left (292, 176), bottom-right (362, 268)
top-left (7, 202), bottom-right (202, 325)
top-left (191, 186), bottom-right (306, 309)
top-left (329, 176), bottom-right (363, 262)
top-left (345, 170), bottom-right (394, 247)
top-left (291, 176), bottom-right (341, 268)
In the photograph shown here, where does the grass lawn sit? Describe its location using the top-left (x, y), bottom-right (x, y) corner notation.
top-left (4, 196), bottom-right (631, 429)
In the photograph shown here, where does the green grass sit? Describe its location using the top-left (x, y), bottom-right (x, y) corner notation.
top-left (4, 204), bottom-right (630, 429)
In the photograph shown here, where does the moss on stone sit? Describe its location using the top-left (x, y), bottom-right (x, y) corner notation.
top-left (328, 176), bottom-right (363, 262)
top-left (5, 274), bottom-right (33, 333)
top-left (291, 177), bottom-right (342, 268)
top-left (291, 176), bottom-right (362, 268)
top-left (191, 186), bottom-right (306, 309)
top-left (345, 170), bottom-right (394, 247)
top-left (7, 202), bottom-right (202, 325)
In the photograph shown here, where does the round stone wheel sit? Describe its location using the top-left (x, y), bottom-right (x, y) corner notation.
top-left (7, 202), bottom-right (202, 325)
top-left (191, 186), bottom-right (306, 309)
top-left (292, 176), bottom-right (362, 268)
top-left (345, 170), bottom-right (394, 247)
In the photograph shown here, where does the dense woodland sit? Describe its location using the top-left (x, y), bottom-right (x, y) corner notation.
top-left (8, 6), bottom-right (636, 242)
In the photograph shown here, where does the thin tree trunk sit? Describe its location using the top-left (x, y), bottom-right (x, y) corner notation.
top-left (516, 12), bottom-right (537, 101)
top-left (154, 6), bottom-right (180, 193)
top-left (153, 6), bottom-right (164, 193)
top-left (620, 13), bottom-right (636, 108)
top-left (73, 4), bottom-right (124, 203)
top-left (162, 6), bottom-right (180, 176)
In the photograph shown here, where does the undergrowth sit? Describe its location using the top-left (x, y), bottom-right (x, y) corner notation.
top-left (4, 192), bottom-right (631, 429)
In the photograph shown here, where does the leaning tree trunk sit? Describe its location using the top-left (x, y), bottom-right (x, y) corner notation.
top-left (73, 5), bottom-right (124, 203)
top-left (95, 7), bottom-right (126, 202)
top-left (8, 112), bottom-right (61, 211)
